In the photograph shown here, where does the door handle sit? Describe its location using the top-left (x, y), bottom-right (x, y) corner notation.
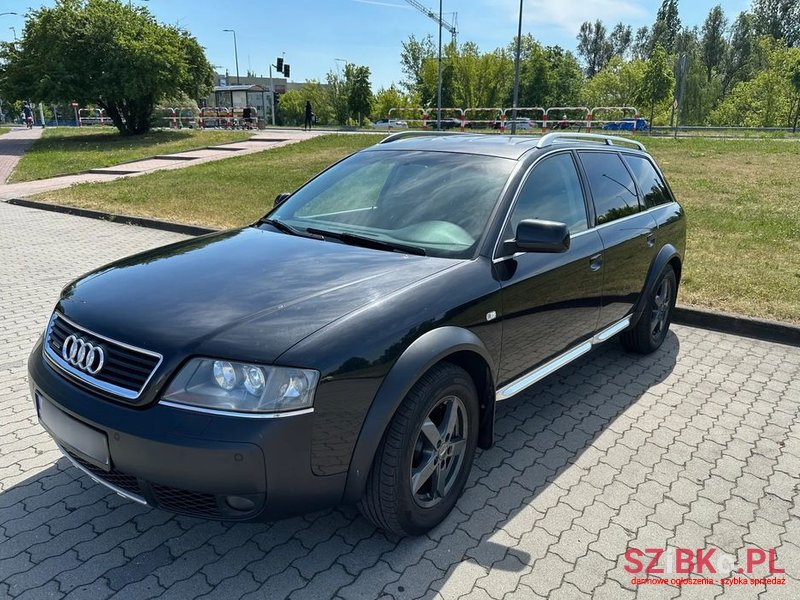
top-left (646, 233), bottom-right (656, 247)
top-left (589, 253), bottom-right (603, 271)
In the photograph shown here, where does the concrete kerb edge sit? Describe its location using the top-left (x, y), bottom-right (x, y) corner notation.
top-left (5, 196), bottom-right (800, 347)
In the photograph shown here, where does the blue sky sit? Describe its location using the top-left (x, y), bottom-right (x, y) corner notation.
top-left (1, 0), bottom-right (752, 88)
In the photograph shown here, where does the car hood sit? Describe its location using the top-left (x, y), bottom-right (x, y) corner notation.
top-left (56, 227), bottom-right (457, 364)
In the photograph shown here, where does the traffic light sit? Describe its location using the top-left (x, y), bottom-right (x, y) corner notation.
top-left (283, 64), bottom-right (290, 78)
top-left (276, 57), bottom-right (283, 72)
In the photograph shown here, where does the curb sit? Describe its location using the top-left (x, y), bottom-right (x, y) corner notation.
top-left (672, 306), bottom-right (800, 348)
top-left (5, 198), bottom-right (217, 236)
top-left (5, 197), bottom-right (799, 347)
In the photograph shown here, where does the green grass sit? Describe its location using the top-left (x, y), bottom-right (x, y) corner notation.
top-left (644, 137), bottom-right (800, 323)
top-left (33, 134), bottom-right (384, 228)
top-left (9, 127), bottom-right (251, 182)
top-left (31, 134), bottom-right (800, 323)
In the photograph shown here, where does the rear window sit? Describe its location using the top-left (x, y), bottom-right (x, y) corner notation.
top-left (623, 155), bottom-right (673, 208)
top-left (578, 152), bottom-right (640, 225)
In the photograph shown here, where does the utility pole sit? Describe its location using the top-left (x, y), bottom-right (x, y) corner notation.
top-left (437, 0), bottom-right (442, 130)
top-left (510, 0), bottom-right (523, 134)
top-left (223, 29), bottom-right (240, 84)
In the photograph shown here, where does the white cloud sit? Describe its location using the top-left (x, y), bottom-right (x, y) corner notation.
top-left (351, 0), bottom-right (413, 9)
top-left (485, 0), bottom-right (649, 36)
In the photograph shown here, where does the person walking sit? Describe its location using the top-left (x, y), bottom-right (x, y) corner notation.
top-left (22, 103), bottom-right (34, 129)
top-left (304, 100), bottom-right (313, 131)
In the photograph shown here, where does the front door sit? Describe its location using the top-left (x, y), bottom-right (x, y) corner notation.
top-left (496, 151), bottom-right (604, 385)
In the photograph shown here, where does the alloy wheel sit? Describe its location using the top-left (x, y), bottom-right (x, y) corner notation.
top-left (409, 395), bottom-right (468, 508)
top-left (650, 277), bottom-right (672, 342)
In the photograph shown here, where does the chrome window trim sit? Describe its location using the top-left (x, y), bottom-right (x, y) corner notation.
top-left (159, 400), bottom-right (314, 419)
top-left (43, 312), bottom-right (163, 400)
top-left (57, 443), bottom-right (148, 505)
top-left (495, 315), bottom-right (631, 400)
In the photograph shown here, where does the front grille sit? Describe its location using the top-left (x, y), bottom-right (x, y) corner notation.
top-left (66, 449), bottom-right (142, 496)
top-left (152, 484), bottom-right (222, 517)
top-left (45, 312), bottom-right (161, 400)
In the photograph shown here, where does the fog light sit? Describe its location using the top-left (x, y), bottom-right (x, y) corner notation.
top-left (226, 495), bottom-right (256, 511)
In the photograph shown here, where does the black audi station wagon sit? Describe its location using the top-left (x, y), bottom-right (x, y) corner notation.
top-left (29, 132), bottom-right (685, 535)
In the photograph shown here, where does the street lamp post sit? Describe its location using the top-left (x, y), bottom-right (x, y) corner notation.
top-left (223, 29), bottom-right (240, 85)
top-left (436, 0), bottom-right (442, 131)
top-left (510, 0), bottom-right (523, 135)
top-left (334, 58), bottom-right (347, 124)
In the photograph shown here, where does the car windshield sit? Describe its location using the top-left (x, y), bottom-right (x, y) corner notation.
top-left (268, 149), bottom-right (516, 258)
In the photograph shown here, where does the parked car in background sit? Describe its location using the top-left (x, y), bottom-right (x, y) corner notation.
top-left (30, 131), bottom-right (685, 536)
top-left (603, 118), bottom-right (649, 131)
top-left (372, 119), bottom-right (408, 129)
top-left (493, 117), bottom-right (533, 130)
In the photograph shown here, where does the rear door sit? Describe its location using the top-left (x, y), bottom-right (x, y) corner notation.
top-left (495, 151), bottom-right (604, 384)
top-left (577, 151), bottom-right (658, 329)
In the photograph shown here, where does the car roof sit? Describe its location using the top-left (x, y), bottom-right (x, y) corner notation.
top-left (365, 132), bottom-right (649, 160)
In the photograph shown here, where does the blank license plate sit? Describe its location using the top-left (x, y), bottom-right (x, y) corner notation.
top-left (37, 394), bottom-right (110, 470)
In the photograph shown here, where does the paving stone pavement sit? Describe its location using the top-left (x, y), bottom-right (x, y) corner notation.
top-left (1, 201), bottom-right (799, 599)
top-left (0, 128), bottom-right (44, 184)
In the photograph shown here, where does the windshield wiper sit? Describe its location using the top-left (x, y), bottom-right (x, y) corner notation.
top-left (306, 227), bottom-right (426, 256)
top-left (259, 218), bottom-right (322, 240)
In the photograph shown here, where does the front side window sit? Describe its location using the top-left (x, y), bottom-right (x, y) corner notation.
top-left (623, 155), bottom-right (673, 208)
top-left (270, 150), bottom-right (516, 258)
top-left (505, 152), bottom-right (588, 238)
top-left (579, 152), bottom-right (640, 224)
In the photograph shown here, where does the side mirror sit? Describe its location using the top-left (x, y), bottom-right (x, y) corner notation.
top-left (511, 219), bottom-right (570, 253)
top-left (274, 193), bottom-right (291, 207)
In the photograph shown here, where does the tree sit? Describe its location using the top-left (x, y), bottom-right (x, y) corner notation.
top-left (0, 0), bottom-right (213, 135)
top-left (279, 81), bottom-right (334, 126)
top-left (581, 57), bottom-right (646, 108)
top-left (632, 26), bottom-right (651, 59)
top-left (752, 0), bottom-right (800, 46)
top-left (400, 34), bottom-right (436, 95)
top-left (345, 64), bottom-right (372, 125)
top-left (577, 20), bottom-right (612, 77)
top-left (641, 44), bottom-right (675, 125)
top-left (372, 85), bottom-right (417, 121)
top-left (650, 0), bottom-right (682, 54)
top-left (610, 23), bottom-right (634, 58)
top-left (702, 5), bottom-right (728, 81)
top-left (711, 38), bottom-right (800, 126)
top-left (724, 12), bottom-right (757, 93)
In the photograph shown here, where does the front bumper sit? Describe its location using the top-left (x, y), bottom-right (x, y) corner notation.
top-left (28, 340), bottom-right (347, 521)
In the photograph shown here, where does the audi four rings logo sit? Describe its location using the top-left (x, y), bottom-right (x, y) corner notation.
top-left (61, 335), bottom-right (105, 375)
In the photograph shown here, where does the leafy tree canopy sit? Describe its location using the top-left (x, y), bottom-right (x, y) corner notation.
top-left (0, 0), bottom-right (213, 135)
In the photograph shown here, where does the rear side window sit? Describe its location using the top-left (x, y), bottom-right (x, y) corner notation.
top-left (507, 153), bottom-right (588, 236)
top-left (623, 155), bottom-right (673, 208)
top-left (579, 152), bottom-right (640, 225)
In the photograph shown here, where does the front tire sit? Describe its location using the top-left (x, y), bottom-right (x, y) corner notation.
top-left (358, 363), bottom-right (479, 536)
top-left (620, 265), bottom-right (677, 354)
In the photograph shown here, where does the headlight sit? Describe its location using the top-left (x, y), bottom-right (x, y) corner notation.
top-left (162, 358), bottom-right (319, 414)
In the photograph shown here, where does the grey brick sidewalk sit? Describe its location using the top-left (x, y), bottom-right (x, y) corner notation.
top-left (1, 202), bottom-right (799, 599)
top-left (0, 127), bottom-right (44, 184)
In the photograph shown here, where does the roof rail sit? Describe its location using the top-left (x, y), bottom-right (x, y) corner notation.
top-left (378, 130), bottom-right (463, 144)
top-left (536, 132), bottom-right (646, 152)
